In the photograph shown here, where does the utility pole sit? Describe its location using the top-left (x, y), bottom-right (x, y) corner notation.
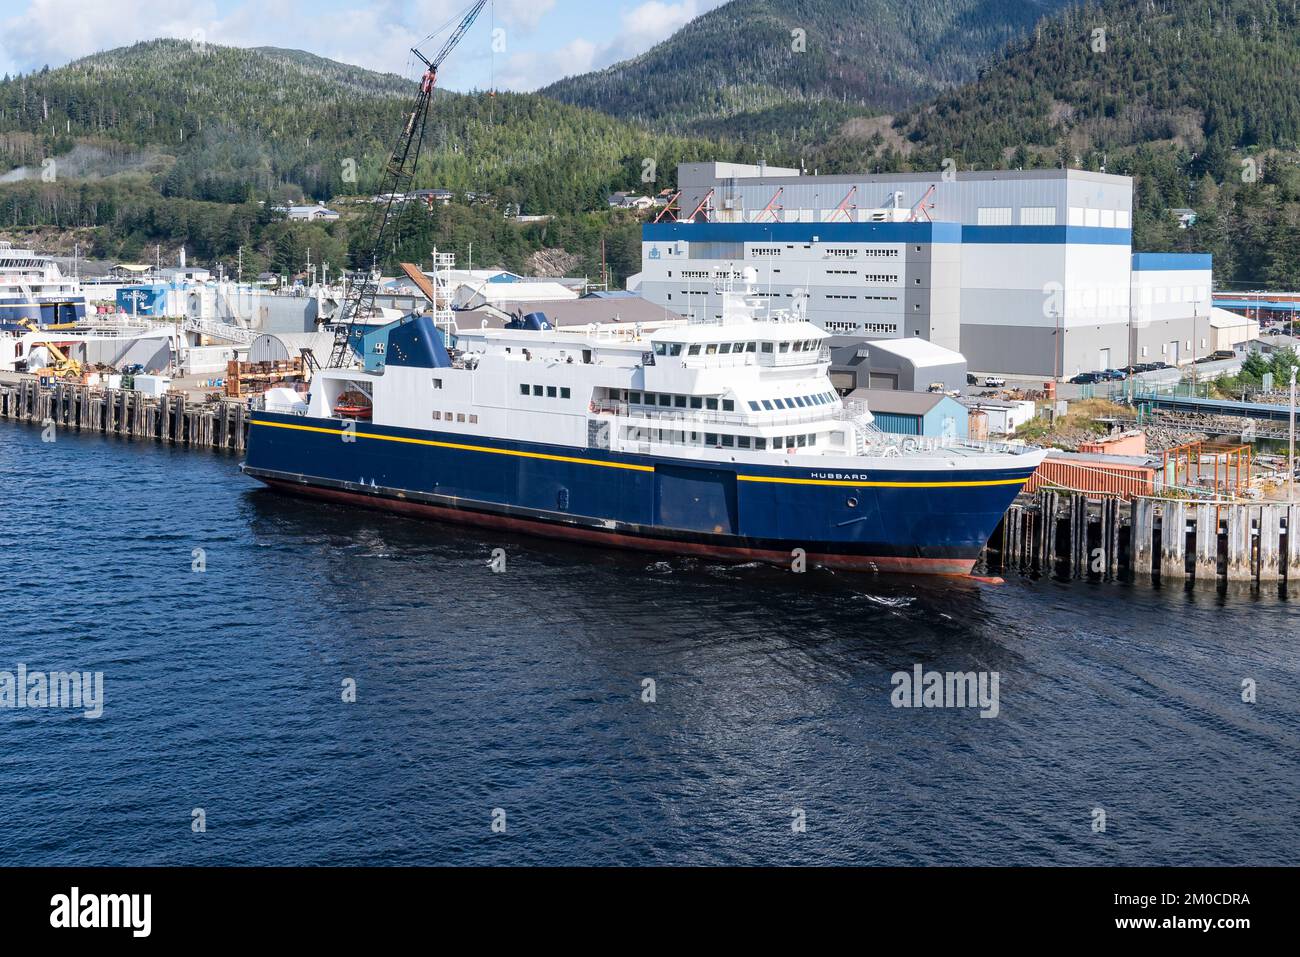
top-left (237, 245), bottom-right (243, 283)
top-left (1191, 302), bottom-right (1199, 390)
top-left (1290, 364), bottom-right (1297, 504)
top-left (1052, 303), bottom-right (1062, 389)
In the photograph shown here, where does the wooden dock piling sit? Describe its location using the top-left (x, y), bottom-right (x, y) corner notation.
top-left (0, 378), bottom-right (248, 453)
top-left (1160, 500), bottom-right (1187, 581)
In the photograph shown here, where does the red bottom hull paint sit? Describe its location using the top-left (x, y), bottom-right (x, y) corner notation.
top-left (259, 478), bottom-right (980, 576)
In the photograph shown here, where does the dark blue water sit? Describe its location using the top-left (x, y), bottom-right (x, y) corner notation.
top-left (2, 422), bottom-right (1297, 865)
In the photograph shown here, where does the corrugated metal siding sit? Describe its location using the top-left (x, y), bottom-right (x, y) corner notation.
top-left (872, 412), bottom-right (921, 435)
top-left (1023, 458), bottom-right (1156, 498)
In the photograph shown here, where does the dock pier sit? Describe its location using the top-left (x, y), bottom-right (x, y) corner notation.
top-left (0, 377), bottom-right (248, 452)
top-left (986, 489), bottom-right (1300, 588)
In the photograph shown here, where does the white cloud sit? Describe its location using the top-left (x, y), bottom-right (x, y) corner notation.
top-left (0, 0), bottom-right (718, 90)
top-left (496, 0), bottom-right (724, 91)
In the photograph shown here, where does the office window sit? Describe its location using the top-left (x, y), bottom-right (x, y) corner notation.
top-left (1020, 206), bottom-right (1056, 226)
top-left (532, 385), bottom-right (543, 396)
top-left (560, 387), bottom-right (571, 399)
top-left (519, 384), bottom-right (529, 395)
top-left (547, 386), bottom-right (557, 398)
top-left (433, 378), bottom-right (443, 389)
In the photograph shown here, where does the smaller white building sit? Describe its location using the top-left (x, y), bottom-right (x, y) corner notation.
top-left (960, 397), bottom-right (1038, 436)
top-left (276, 204), bottom-right (341, 222)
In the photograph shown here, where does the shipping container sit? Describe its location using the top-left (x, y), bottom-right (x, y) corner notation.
top-left (1023, 453), bottom-right (1157, 498)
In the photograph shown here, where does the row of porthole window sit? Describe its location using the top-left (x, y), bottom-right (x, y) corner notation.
top-left (628, 391), bottom-right (735, 412)
top-left (746, 391), bottom-right (837, 412)
top-left (518, 383), bottom-right (573, 399)
top-left (624, 427), bottom-right (820, 450)
top-left (653, 339), bottom-right (822, 357)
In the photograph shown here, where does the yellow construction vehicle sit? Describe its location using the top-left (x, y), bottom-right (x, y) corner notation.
top-left (17, 318), bottom-right (82, 378)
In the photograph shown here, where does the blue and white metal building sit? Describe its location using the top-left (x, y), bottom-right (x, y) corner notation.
top-left (636, 163), bottom-right (1214, 378)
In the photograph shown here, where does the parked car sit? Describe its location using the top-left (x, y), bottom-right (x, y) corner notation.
top-left (1101, 368), bottom-right (1127, 380)
top-left (1070, 371), bottom-right (1105, 384)
top-left (983, 375), bottom-right (1007, 387)
top-left (1211, 350), bottom-right (1237, 360)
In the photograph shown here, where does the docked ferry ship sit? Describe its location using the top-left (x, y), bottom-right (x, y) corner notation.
top-left (243, 275), bottom-right (1046, 575)
top-left (0, 242), bottom-right (88, 331)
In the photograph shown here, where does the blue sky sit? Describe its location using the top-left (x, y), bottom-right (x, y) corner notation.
top-left (0, 0), bottom-right (724, 90)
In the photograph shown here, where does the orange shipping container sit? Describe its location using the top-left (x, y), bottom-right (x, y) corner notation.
top-left (1023, 455), bottom-right (1156, 498)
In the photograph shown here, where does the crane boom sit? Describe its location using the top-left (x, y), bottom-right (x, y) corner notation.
top-left (327, 0), bottom-right (488, 368)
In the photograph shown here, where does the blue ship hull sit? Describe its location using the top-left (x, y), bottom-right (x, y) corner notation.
top-left (242, 411), bottom-right (1038, 574)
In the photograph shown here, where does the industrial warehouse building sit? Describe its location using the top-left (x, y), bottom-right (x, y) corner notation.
top-left (827, 336), bottom-right (967, 393)
top-left (636, 163), bottom-right (1214, 378)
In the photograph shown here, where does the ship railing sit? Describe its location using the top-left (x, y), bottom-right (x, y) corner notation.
top-left (591, 401), bottom-right (840, 429)
top-left (860, 433), bottom-right (1031, 457)
top-left (758, 347), bottom-right (830, 367)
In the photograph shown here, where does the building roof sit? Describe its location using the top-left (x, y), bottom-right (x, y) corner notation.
top-left (859, 336), bottom-right (965, 368)
top-left (847, 387), bottom-right (952, 416)
top-left (1209, 307), bottom-right (1259, 329)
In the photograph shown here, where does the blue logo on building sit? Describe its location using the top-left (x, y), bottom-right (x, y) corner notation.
top-left (648, 246), bottom-right (661, 260)
top-left (116, 285), bottom-right (165, 316)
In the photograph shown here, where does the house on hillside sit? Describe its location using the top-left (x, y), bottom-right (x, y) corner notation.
top-left (275, 204), bottom-right (340, 222)
top-left (607, 191), bottom-right (654, 210)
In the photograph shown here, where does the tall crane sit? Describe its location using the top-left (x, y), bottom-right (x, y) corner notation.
top-left (327, 0), bottom-right (488, 368)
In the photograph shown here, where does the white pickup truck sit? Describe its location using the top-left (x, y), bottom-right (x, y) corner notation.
top-left (983, 376), bottom-right (1007, 388)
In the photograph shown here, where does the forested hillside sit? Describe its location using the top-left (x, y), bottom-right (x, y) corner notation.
top-left (0, 40), bottom-right (754, 280)
top-left (541, 0), bottom-right (1072, 144)
top-left (0, 40), bottom-right (747, 211)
